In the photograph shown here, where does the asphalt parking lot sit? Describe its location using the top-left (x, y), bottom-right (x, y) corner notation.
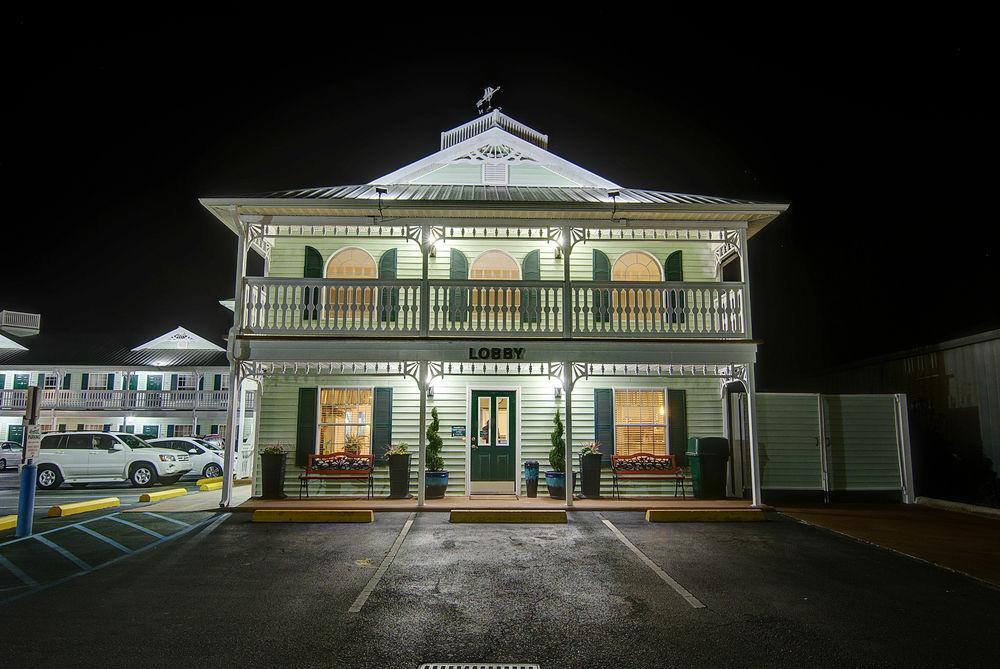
top-left (0, 469), bottom-right (203, 519)
top-left (2, 509), bottom-right (999, 668)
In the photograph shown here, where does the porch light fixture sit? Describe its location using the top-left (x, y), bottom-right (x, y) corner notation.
top-left (554, 386), bottom-right (562, 399)
top-left (375, 186), bottom-right (387, 220)
top-left (608, 189), bottom-right (620, 220)
top-left (554, 232), bottom-right (564, 259)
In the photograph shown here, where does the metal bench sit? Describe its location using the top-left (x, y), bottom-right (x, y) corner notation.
top-left (611, 452), bottom-right (686, 499)
top-left (298, 453), bottom-right (374, 499)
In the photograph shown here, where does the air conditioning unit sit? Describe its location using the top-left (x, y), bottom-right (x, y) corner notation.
top-left (0, 310), bottom-right (41, 337)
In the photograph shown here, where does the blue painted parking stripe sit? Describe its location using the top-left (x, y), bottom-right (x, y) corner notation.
top-left (106, 515), bottom-right (164, 539)
top-left (32, 535), bottom-right (92, 572)
top-left (0, 554), bottom-right (39, 587)
top-left (142, 512), bottom-right (190, 527)
top-left (75, 525), bottom-right (132, 554)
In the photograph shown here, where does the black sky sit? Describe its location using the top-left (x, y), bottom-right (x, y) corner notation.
top-left (3, 14), bottom-right (994, 389)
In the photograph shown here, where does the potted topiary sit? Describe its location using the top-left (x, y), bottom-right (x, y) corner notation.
top-left (385, 442), bottom-right (411, 499)
top-left (259, 444), bottom-right (288, 499)
top-left (425, 407), bottom-right (448, 499)
top-left (545, 409), bottom-right (569, 499)
top-left (579, 441), bottom-right (603, 499)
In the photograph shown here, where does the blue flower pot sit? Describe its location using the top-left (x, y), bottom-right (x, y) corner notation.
top-left (524, 461), bottom-right (540, 497)
top-left (425, 470), bottom-right (448, 499)
top-left (545, 471), bottom-right (566, 499)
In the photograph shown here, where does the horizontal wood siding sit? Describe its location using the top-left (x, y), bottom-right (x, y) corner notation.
top-left (256, 374), bottom-right (724, 497)
top-left (824, 395), bottom-right (902, 490)
top-left (756, 394), bottom-right (823, 490)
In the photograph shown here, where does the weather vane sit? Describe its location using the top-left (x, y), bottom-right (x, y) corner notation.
top-left (476, 85), bottom-right (501, 115)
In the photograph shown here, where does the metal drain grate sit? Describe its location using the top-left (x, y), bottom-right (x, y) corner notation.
top-left (419, 665), bottom-right (540, 669)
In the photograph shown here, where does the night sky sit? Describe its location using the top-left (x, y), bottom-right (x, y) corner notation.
top-left (4, 16), bottom-right (993, 389)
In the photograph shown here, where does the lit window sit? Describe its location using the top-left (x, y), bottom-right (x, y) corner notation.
top-left (83, 424), bottom-right (105, 431)
top-left (469, 250), bottom-right (521, 310)
top-left (173, 425), bottom-right (193, 437)
top-left (613, 390), bottom-right (667, 456)
top-left (88, 374), bottom-right (110, 390)
top-left (611, 251), bottom-right (663, 282)
top-left (43, 374), bottom-right (59, 389)
top-left (318, 388), bottom-right (373, 454)
top-left (176, 375), bottom-right (196, 391)
top-left (326, 247), bottom-right (377, 307)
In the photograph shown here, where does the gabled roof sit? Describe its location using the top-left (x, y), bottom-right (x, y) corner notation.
top-left (370, 112), bottom-right (618, 189)
top-left (0, 333), bottom-right (27, 351)
top-left (133, 326), bottom-right (225, 352)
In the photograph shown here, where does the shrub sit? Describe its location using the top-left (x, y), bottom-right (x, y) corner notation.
top-left (426, 407), bottom-right (445, 472)
top-left (549, 409), bottom-right (565, 472)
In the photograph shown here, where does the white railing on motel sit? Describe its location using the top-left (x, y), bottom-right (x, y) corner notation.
top-left (240, 277), bottom-right (747, 339)
top-left (0, 389), bottom-right (254, 412)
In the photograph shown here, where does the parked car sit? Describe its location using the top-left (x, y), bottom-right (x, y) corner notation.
top-left (33, 432), bottom-right (192, 490)
top-left (148, 437), bottom-right (233, 479)
top-left (0, 441), bottom-right (22, 471)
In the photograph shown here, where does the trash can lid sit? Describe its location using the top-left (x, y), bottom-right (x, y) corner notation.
top-left (686, 436), bottom-right (730, 457)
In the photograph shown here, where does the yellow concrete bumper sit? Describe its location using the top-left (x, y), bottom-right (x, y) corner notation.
top-left (48, 497), bottom-right (120, 517)
top-left (139, 488), bottom-right (187, 503)
top-left (198, 481), bottom-right (222, 492)
top-left (0, 514), bottom-right (17, 531)
top-left (197, 478), bottom-right (250, 491)
top-left (450, 509), bottom-right (568, 524)
top-left (252, 509), bottom-right (373, 523)
top-left (645, 508), bottom-right (765, 522)
top-left (195, 475), bottom-right (222, 486)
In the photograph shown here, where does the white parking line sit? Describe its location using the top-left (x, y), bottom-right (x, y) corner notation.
top-left (349, 512), bottom-right (415, 614)
top-left (601, 517), bottom-right (705, 609)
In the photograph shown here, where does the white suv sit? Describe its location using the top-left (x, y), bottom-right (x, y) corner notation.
top-left (34, 432), bottom-right (192, 490)
top-left (148, 437), bottom-right (231, 479)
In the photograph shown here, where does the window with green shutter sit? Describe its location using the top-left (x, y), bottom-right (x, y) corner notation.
top-left (378, 249), bottom-right (399, 322)
top-left (448, 249), bottom-right (469, 322)
top-left (295, 387), bottom-right (318, 467)
top-left (372, 387), bottom-right (393, 464)
top-left (667, 389), bottom-right (688, 466)
top-left (593, 250), bottom-right (611, 323)
top-left (664, 251), bottom-right (686, 324)
top-left (62, 373), bottom-right (71, 390)
top-left (594, 388), bottom-right (614, 463)
top-left (0, 374), bottom-right (5, 390)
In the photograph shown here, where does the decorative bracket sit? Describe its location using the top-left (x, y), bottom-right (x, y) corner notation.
top-left (718, 363), bottom-right (749, 399)
top-left (546, 362), bottom-right (588, 392)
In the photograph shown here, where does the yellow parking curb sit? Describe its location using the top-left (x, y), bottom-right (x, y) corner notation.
top-left (0, 514), bottom-right (17, 531)
top-left (48, 497), bottom-right (120, 517)
top-left (139, 488), bottom-right (187, 503)
top-left (196, 475), bottom-right (222, 486)
top-left (645, 508), bottom-right (765, 522)
top-left (198, 481), bottom-right (223, 492)
top-left (450, 509), bottom-right (567, 524)
top-left (252, 509), bottom-right (373, 523)
top-left (235, 478), bottom-right (252, 487)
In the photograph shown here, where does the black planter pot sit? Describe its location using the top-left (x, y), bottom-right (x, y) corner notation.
top-left (524, 460), bottom-right (540, 498)
top-left (580, 453), bottom-right (603, 499)
top-left (259, 452), bottom-right (287, 500)
top-left (387, 454), bottom-right (412, 499)
top-left (425, 471), bottom-right (448, 499)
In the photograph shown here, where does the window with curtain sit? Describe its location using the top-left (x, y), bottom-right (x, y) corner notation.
top-left (318, 388), bottom-right (374, 454)
top-left (176, 374), bottom-right (196, 390)
top-left (326, 247), bottom-right (378, 308)
top-left (87, 374), bottom-right (109, 390)
top-left (613, 389), bottom-right (667, 456)
top-left (469, 250), bottom-right (521, 311)
top-left (611, 251), bottom-right (663, 282)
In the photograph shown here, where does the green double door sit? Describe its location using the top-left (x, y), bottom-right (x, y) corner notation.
top-left (470, 390), bottom-right (516, 483)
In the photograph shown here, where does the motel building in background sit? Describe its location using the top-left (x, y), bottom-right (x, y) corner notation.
top-left (200, 108), bottom-right (789, 507)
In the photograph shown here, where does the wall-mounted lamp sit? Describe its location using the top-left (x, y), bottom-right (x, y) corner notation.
top-left (375, 186), bottom-right (387, 220)
top-left (427, 385), bottom-right (435, 398)
top-left (608, 189), bottom-right (620, 220)
top-left (429, 243), bottom-right (437, 258)
top-left (554, 386), bottom-right (562, 399)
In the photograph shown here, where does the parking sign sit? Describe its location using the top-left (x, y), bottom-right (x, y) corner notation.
top-left (23, 423), bottom-right (42, 463)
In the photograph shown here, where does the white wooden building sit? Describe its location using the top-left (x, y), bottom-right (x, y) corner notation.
top-left (201, 109), bottom-right (789, 506)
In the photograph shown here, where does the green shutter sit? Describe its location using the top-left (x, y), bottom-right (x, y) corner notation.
top-left (378, 248), bottom-right (399, 322)
top-left (58, 423), bottom-right (66, 432)
top-left (62, 373), bottom-right (71, 390)
top-left (126, 425), bottom-right (135, 434)
top-left (170, 374), bottom-right (178, 391)
top-left (210, 424), bottom-right (219, 434)
top-left (372, 387), bottom-right (393, 464)
top-left (198, 376), bottom-right (204, 391)
top-left (668, 389), bottom-right (688, 466)
top-left (295, 387), bottom-right (318, 467)
top-left (166, 425), bottom-right (174, 437)
top-left (448, 249), bottom-right (468, 323)
top-left (37, 373), bottom-right (45, 387)
top-left (129, 374), bottom-right (138, 390)
top-left (103, 424), bottom-right (111, 433)
top-left (76, 424), bottom-right (84, 431)
top-left (0, 374), bottom-right (5, 389)
top-left (593, 249), bottom-right (611, 323)
top-left (520, 249), bottom-right (541, 324)
top-left (214, 374), bottom-right (222, 391)
top-left (107, 374), bottom-right (115, 390)
top-left (664, 251), bottom-right (685, 324)
top-left (303, 246), bottom-right (323, 321)
top-left (80, 373), bottom-right (89, 390)
top-left (594, 388), bottom-right (614, 463)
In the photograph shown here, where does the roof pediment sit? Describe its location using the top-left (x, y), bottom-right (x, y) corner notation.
top-left (133, 326), bottom-right (224, 352)
top-left (370, 116), bottom-right (619, 189)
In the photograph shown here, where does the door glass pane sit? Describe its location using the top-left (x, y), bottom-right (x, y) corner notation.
top-left (496, 397), bottom-right (509, 446)
top-left (478, 396), bottom-right (491, 447)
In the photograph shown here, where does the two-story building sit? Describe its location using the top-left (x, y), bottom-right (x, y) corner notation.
top-left (0, 324), bottom-right (257, 475)
top-left (201, 109), bottom-right (787, 507)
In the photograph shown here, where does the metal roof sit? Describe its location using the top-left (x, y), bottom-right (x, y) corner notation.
top-left (255, 184), bottom-right (759, 207)
top-left (0, 330), bottom-right (229, 370)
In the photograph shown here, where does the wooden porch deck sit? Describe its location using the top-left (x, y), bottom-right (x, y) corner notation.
top-left (233, 495), bottom-right (759, 513)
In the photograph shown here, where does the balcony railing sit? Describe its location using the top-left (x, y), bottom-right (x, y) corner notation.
top-left (241, 278), bottom-right (746, 339)
top-left (0, 389), bottom-right (254, 412)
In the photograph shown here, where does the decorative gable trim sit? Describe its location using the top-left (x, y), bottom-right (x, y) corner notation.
top-left (133, 326), bottom-right (224, 352)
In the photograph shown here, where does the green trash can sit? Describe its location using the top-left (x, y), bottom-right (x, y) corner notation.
top-left (686, 436), bottom-right (730, 499)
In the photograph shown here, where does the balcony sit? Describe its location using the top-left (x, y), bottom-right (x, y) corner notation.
top-left (0, 389), bottom-right (254, 413)
top-left (240, 278), bottom-right (746, 339)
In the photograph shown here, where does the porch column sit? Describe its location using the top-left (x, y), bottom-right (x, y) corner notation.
top-left (419, 225), bottom-right (430, 337)
top-left (417, 361), bottom-right (428, 506)
top-left (192, 371), bottom-right (201, 435)
top-left (221, 364), bottom-right (243, 508)
top-left (221, 210), bottom-right (248, 509)
top-left (561, 224), bottom-right (571, 340)
top-left (562, 362), bottom-right (573, 508)
top-left (745, 366), bottom-right (763, 508)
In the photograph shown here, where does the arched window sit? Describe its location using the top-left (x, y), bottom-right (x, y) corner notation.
top-left (470, 250), bottom-right (521, 280)
top-left (611, 251), bottom-right (663, 282)
top-left (325, 247), bottom-right (377, 308)
top-left (469, 250), bottom-right (521, 313)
